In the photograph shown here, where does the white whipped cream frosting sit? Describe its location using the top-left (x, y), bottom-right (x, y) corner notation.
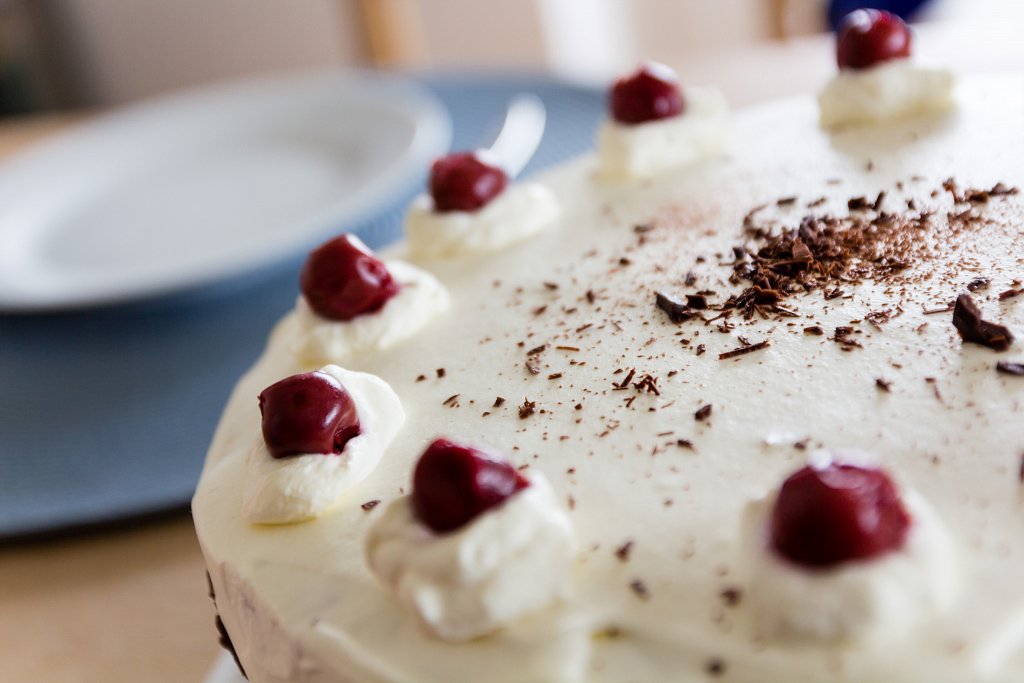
top-left (285, 260), bottom-right (449, 366)
top-left (364, 473), bottom-right (576, 642)
top-left (243, 365), bottom-right (405, 524)
top-left (404, 183), bottom-right (560, 258)
top-left (819, 59), bottom-right (955, 127)
top-left (596, 86), bottom-right (729, 180)
top-left (741, 456), bottom-right (958, 642)
top-left (193, 77), bottom-right (1024, 683)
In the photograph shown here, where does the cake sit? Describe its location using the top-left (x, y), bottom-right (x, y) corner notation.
top-left (193, 12), bottom-right (1024, 683)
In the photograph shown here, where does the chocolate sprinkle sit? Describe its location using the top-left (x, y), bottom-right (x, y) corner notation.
top-left (629, 579), bottom-right (650, 600)
top-left (706, 658), bottom-right (727, 677)
top-left (952, 293), bottom-right (1015, 351)
top-left (720, 588), bottom-right (743, 607)
top-left (615, 540), bottom-right (634, 562)
top-left (719, 339), bottom-right (770, 360)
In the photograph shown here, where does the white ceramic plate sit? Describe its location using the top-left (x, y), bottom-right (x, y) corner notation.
top-left (0, 70), bottom-right (450, 311)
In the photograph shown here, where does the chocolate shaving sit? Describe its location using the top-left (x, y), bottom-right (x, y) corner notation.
top-left (518, 399), bottom-right (536, 419)
top-left (719, 339), bottom-right (770, 360)
top-left (804, 325), bottom-right (824, 336)
top-left (493, 396), bottom-right (506, 407)
top-left (999, 288), bottom-right (1024, 301)
top-left (997, 361), bottom-right (1024, 376)
top-left (616, 368), bottom-right (637, 389)
top-left (361, 500), bottom-right (381, 512)
top-left (876, 378), bottom-right (892, 392)
top-left (924, 302), bottom-right (955, 315)
top-left (989, 182), bottom-right (1020, 196)
top-left (633, 373), bottom-right (660, 395)
top-left (832, 326), bottom-right (863, 349)
top-left (953, 293), bottom-right (1015, 351)
top-left (967, 277), bottom-right (990, 292)
top-left (686, 293), bottom-right (709, 310)
top-left (435, 368), bottom-right (446, 378)
top-left (655, 291), bottom-right (693, 323)
top-left (695, 404), bottom-right (713, 421)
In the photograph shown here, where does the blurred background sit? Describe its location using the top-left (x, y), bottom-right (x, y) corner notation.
top-left (2, 2), bottom-right (1024, 683)
top-left (0, 0), bottom-right (1021, 115)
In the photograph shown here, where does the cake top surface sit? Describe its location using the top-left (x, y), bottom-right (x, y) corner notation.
top-left (193, 74), bottom-right (1024, 683)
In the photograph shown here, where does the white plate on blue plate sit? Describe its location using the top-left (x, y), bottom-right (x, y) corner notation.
top-left (0, 70), bottom-right (450, 311)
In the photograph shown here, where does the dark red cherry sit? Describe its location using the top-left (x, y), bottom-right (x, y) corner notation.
top-left (609, 62), bottom-right (685, 125)
top-left (429, 152), bottom-right (508, 213)
top-left (300, 234), bottom-right (399, 321)
top-left (411, 438), bottom-right (530, 533)
top-left (258, 372), bottom-right (361, 459)
top-left (836, 9), bottom-right (912, 70)
top-left (770, 462), bottom-right (911, 569)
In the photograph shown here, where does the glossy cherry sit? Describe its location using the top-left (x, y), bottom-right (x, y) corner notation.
top-left (300, 234), bottom-right (399, 321)
top-left (429, 152), bottom-right (508, 213)
top-left (411, 438), bottom-right (530, 533)
top-left (609, 62), bottom-right (685, 125)
top-left (258, 372), bottom-right (361, 459)
top-left (770, 462), bottom-right (911, 569)
top-left (836, 9), bottom-right (912, 70)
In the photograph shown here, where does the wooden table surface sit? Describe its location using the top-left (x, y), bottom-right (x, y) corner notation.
top-left (0, 20), bottom-right (1021, 683)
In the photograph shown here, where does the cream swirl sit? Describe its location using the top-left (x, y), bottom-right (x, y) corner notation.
top-left (404, 183), bottom-right (560, 258)
top-left (243, 365), bottom-right (404, 524)
top-left (596, 86), bottom-right (729, 180)
top-left (283, 260), bottom-right (449, 366)
top-left (740, 454), bottom-right (958, 642)
top-left (819, 59), bottom-right (955, 127)
top-left (364, 473), bottom-right (575, 641)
